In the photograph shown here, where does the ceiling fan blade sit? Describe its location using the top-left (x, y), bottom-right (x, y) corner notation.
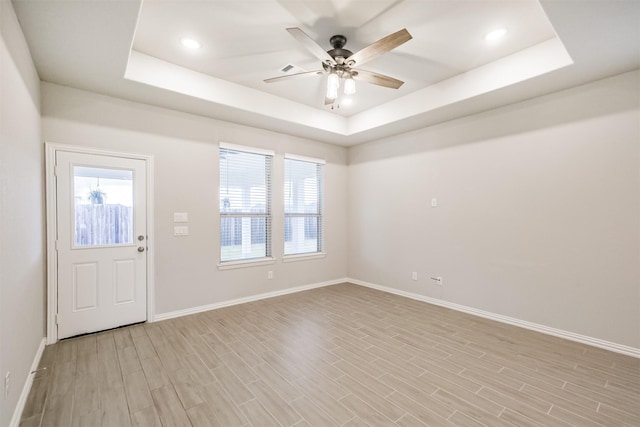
top-left (345, 28), bottom-right (412, 67)
top-left (263, 70), bottom-right (323, 83)
top-left (286, 27), bottom-right (336, 65)
top-left (352, 69), bottom-right (404, 89)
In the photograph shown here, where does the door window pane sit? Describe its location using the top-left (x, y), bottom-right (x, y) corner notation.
top-left (73, 166), bottom-right (134, 247)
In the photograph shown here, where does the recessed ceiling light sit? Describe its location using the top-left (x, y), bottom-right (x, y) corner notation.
top-left (181, 38), bottom-right (201, 49)
top-left (485, 28), bottom-right (507, 41)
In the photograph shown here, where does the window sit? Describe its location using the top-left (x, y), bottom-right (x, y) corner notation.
top-left (73, 166), bottom-right (133, 247)
top-left (284, 154), bottom-right (324, 256)
top-left (219, 143), bottom-right (273, 263)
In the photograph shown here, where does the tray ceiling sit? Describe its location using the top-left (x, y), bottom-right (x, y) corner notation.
top-left (12, 0), bottom-right (640, 145)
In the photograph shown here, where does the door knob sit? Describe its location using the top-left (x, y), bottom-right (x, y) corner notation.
top-left (138, 247), bottom-right (145, 252)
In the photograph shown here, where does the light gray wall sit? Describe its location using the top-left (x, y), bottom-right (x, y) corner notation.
top-left (348, 70), bottom-right (640, 349)
top-left (0, 0), bottom-right (45, 424)
top-left (4, 17), bottom-right (639, 426)
top-left (41, 82), bottom-right (349, 316)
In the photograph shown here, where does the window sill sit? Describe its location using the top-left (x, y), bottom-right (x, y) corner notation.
top-left (217, 257), bottom-right (276, 270)
top-left (283, 252), bottom-right (326, 263)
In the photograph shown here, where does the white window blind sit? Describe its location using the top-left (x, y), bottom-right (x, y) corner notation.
top-left (219, 144), bottom-right (273, 262)
top-left (284, 155), bottom-right (324, 255)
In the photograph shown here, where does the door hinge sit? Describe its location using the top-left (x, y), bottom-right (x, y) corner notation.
top-left (55, 314), bottom-right (59, 325)
top-left (54, 165), bottom-right (59, 176)
top-left (55, 240), bottom-right (59, 251)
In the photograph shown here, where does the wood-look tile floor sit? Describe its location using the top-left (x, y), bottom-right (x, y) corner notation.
top-left (20, 283), bottom-right (640, 427)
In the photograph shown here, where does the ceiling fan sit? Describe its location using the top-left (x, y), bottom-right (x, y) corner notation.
top-left (264, 27), bottom-right (412, 105)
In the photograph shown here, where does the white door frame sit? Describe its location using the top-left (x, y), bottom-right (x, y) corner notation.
top-left (45, 143), bottom-right (155, 344)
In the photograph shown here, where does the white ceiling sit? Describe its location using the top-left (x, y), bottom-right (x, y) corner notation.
top-left (11, 0), bottom-right (640, 146)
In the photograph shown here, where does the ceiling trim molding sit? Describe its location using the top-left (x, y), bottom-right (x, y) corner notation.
top-left (125, 51), bottom-right (347, 134)
top-left (347, 37), bottom-right (573, 135)
top-left (125, 38), bottom-right (572, 138)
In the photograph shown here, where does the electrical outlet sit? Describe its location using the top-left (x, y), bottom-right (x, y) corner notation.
top-left (267, 271), bottom-right (274, 279)
top-left (4, 371), bottom-right (10, 398)
top-left (411, 272), bottom-right (418, 281)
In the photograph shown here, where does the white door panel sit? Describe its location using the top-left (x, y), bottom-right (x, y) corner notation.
top-left (56, 151), bottom-right (147, 339)
top-left (72, 262), bottom-right (98, 311)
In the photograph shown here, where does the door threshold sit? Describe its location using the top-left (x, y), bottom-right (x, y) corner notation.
top-left (59, 320), bottom-right (147, 341)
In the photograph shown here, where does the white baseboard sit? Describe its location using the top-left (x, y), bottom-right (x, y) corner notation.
top-left (154, 278), bottom-right (348, 322)
top-left (348, 278), bottom-right (640, 359)
top-left (152, 276), bottom-right (639, 358)
top-left (9, 338), bottom-right (46, 427)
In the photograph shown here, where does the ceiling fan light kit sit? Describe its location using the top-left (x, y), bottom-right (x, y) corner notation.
top-left (327, 71), bottom-right (340, 99)
top-left (344, 75), bottom-right (356, 95)
top-left (265, 27), bottom-right (412, 108)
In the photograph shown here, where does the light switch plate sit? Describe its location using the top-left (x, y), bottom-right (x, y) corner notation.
top-left (173, 212), bottom-right (189, 223)
top-left (174, 226), bottom-right (189, 236)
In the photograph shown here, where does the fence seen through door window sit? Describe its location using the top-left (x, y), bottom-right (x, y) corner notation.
top-left (73, 166), bottom-right (134, 247)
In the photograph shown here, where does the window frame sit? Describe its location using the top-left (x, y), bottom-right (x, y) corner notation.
top-left (283, 153), bottom-right (325, 261)
top-left (218, 142), bottom-right (275, 269)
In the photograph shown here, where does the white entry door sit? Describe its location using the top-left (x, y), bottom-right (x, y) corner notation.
top-left (55, 150), bottom-right (147, 339)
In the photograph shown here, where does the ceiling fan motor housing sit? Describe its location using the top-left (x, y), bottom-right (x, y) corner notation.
top-left (327, 35), bottom-right (353, 62)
